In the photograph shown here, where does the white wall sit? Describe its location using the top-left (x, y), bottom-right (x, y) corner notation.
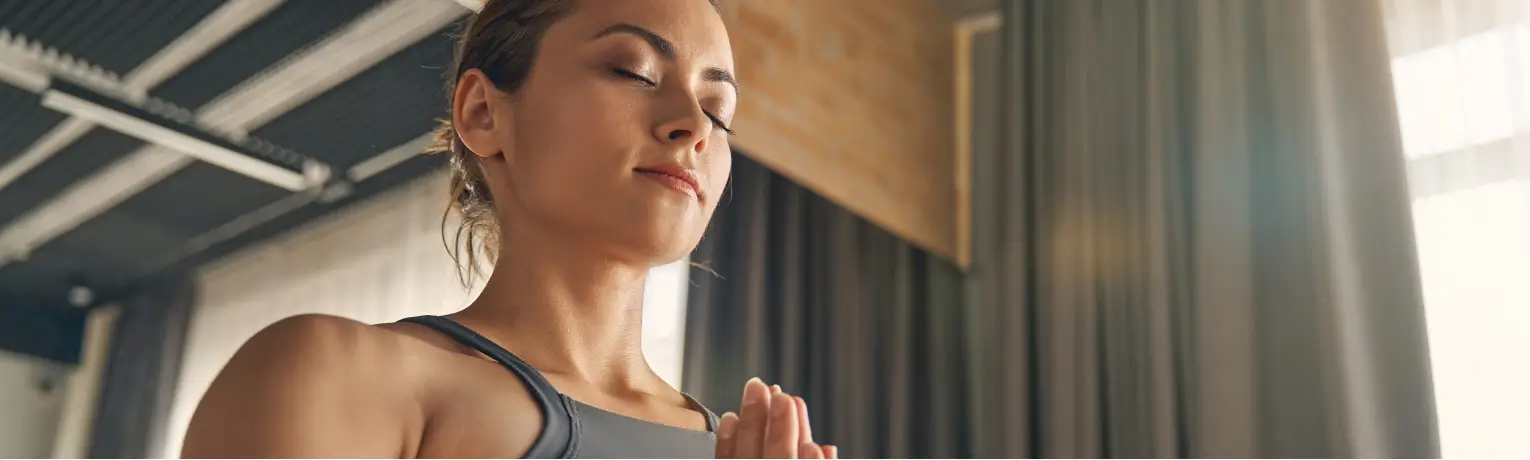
top-left (48, 306), bottom-right (119, 459)
top-left (0, 351), bottom-right (66, 458)
top-left (0, 303), bottom-right (116, 459)
top-left (162, 172), bottom-right (691, 457)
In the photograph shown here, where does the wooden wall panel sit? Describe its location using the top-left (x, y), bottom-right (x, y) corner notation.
top-left (720, 0), bottom-right (957, 257)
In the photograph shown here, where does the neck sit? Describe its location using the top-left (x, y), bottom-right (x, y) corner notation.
top-left (455, 225), bottom-right (656, 390)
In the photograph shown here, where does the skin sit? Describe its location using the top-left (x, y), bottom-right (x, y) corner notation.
top-left (180, 0), bottom-right (833, 458)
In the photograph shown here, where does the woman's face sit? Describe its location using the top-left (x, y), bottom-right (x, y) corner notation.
top-left (455, 0), bottom-right (735, 266)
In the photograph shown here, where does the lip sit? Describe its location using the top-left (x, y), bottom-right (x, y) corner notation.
top-left (634, 164), bottom-right (702, 200)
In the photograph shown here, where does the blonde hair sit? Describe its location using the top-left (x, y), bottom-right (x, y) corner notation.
top-left (425, 0), bottom-right (573, 286)
top-left (426, 0), bottom-right (723, 285)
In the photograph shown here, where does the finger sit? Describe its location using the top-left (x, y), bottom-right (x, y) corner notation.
top-left (763, 392), bottom-right (800, 458)
top-left (716, 412), bottom-right (739, 459)
top-left (794, 396), bottom-right (814, 444)
top-left (735, 378), bottom-right (772, 459)
top-left (799, 443), bottom-right (825, 459)
top-left (822, 445), bottom-right (838, 459)
top-left (771, 384), bottom-right (782, 396)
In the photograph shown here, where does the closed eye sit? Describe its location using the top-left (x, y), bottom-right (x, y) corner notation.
top-left (611, 68), bottom-right (655, 86)
top-left (614, 68), bottom-right (734, 136)
top-left (704, 111), bottom-right (734, 136)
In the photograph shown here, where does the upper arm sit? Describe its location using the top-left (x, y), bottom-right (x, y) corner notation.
top-left (181, 314), bottom-right (417, 459)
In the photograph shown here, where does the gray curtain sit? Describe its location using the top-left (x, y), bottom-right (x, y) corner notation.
top-left (968, 0), bottom-right (1439, 457)
top-left (683, 154), bottom-right (971, 458)
top-left (88, 276), bottom-right (195, 459)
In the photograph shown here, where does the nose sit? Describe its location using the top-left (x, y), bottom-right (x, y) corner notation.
top-left (652, 93), bottom-right (713, 152)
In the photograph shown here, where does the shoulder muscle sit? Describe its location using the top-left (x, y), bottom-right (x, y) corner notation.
top-left (181, 314), bottom-right (417, 458)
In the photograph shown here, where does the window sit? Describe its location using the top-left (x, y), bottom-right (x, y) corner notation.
top-left (642, 258), bottom-right (692, 389)
top-left (1383, 1), bottom-right (1530, 457)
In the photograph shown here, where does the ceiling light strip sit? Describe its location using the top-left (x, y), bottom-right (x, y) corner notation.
top-left (0, 0), bottom-right (287, 193)
top-left (0, 0), bottom-right (467, 268)
top-left (40, 89), bottom-right (311, 191)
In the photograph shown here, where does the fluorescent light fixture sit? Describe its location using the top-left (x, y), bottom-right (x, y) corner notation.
top-left (0, 0), bottom-right (461, 271)
top-left (0, 1), bottom-right (284, 193)
top-left (40, 86), bottom-right (322, 192)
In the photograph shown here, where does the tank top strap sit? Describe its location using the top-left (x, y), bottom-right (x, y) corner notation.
top-left (398, 315), bottom-right (578, 458)
top-left (680, 392), bottom-right (720, 433)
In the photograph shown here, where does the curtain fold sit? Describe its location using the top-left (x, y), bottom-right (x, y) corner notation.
top-left (87, 276), bottom-right (195, 459)
top-left (974, 0), bottom-right (1439, 457)
top-left (682, 154), bottom-right (971, 458)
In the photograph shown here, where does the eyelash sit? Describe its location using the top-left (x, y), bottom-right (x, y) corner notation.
top-left (611, 68), bottom-right (735, 136)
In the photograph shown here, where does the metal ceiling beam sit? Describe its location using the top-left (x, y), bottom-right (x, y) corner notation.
top-left (347, 133), bottom-right (437, 182)
top-left (135, 130), bottom-right (446, 282)
top-left (0, 0), bottom-right (469, 267)
top-left (0, 0), bottom-right (287, 193)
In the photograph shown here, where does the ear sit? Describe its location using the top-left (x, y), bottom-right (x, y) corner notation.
top-left (452, 69), bottom-right (509, 159)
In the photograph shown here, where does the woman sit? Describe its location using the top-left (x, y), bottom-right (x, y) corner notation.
top-left (181, 0), bottom-right (833, 457)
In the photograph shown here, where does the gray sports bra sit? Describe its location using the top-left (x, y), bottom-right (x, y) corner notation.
top-left (399, 315), bottom-right (719, 459)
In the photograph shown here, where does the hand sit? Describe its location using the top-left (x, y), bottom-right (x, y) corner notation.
top-left (716, 378), bottom-right (837, 459)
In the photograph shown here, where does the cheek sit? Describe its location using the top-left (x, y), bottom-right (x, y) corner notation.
top-left (704, 148), bottom-right (731, 197)
top-left (510, 86), bottom-right (642, 200)
top-left (700, 148), bottom-right (732, 214)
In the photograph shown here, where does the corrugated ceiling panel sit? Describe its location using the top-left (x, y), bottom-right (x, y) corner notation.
top-left (141, 154), bottom-right (449, 283)
top-left (0, 198), bottom-right (190, 301)
top-left (0, 262), bottom-right (73, 307)
top-left (39, 154), bottom-right (451, 302)
top-left (251, 25), bottom-right (456, 169)
top-left (0, 128), bottom-right (145, 228)
top-left (0, 0), bottom-right (224, 75)
top-left (103, 163), bottom-right (291, 240)
top-left (30, 163), bottom-right (291, 289)
top-left (152, 0), bottom-right (389, 110)
top-left (0, 82), bottom-right (67, 165)
top-left (4, 165), bottom-right (293, 300)
top-left (0, 3), bottom-right (463, 302)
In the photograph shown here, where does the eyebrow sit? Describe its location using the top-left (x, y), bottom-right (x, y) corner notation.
top-left (593, 23), bottom-right (738, 95)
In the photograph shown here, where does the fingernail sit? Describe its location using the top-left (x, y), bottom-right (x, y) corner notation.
top-left (718, 412), bottom-right (738, 440)
top-left (743, 378), bottom-right (767, 405)
top-left (771, 384), bottom-right (782, 395)
top-left (824, 445), bottom-right (838, 459)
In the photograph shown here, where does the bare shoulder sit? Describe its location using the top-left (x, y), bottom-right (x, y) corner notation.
top-left (377, 318), bottom-right (549, 458)
top-left (182, 314), bottom-right (424, 458)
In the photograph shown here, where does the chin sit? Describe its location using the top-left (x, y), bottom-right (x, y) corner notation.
top-left (595, 239), bottom-right (694, 268)
top-left (591, 220), bottom-right (704, 267)
top-left (634, 233), bottom-right (702, 267)
top-left (591, 198), bottom-right (707, 265)
top-left (648, 248), bottom-right (696, 267)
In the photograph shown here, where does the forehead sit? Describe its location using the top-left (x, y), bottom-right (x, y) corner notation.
top-left (549, 0), bottom-right (734, 68)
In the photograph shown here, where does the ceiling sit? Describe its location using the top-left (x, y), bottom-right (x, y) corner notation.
top-left (0, 0), bottom-right (1000, 309)
top-left (0, 0), bottom-right (473, 307)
